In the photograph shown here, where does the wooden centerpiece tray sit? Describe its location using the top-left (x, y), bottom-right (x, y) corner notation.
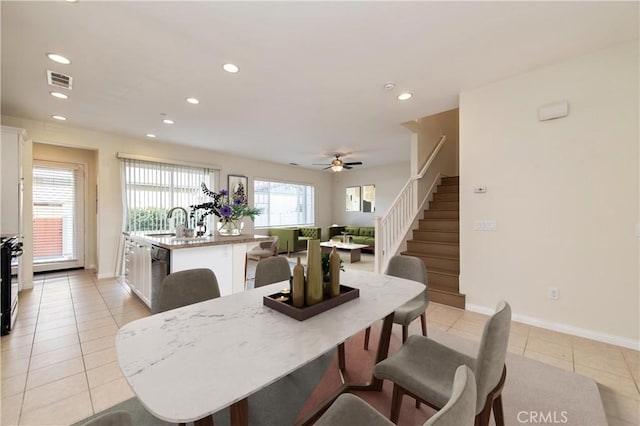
top-left (263, 285), bottom-right (360, 321)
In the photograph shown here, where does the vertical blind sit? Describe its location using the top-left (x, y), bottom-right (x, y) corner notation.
top-left (121, 158), bottom-right (214, 232)
top-left (33, 164), bottom-right (79, 263)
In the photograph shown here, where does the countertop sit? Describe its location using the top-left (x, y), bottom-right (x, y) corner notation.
top-left (123, 231), bottom-right (270, 250)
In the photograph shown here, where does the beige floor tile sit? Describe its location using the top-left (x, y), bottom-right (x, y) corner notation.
top-left (1, 356), bottom-right (31, 379)
top-left (35, 316), bottom-right (77, 333)
top-left (528, 327), bottom-right (573, 347)
top-left (112, 310), bottom-right (150, 328)
top-left (86, 361), bottom-right (124, 389)
top-left (12, 316), bottom-right (38, 329)
top-left (1, 345), bottom-right (33, 361)
top-left (75, 309), bottom-right (112, 323)
top-left (26, 357), bottom-right (84, 390)
top-left (425, 320), bottom-right (450, 332)
top-left (8, 324), bottom-right (36, 337)
top-left (525, 336), bottom-right (573, 361)
top-left (1, 373), bottom-right (27, 398)
top-left (79, 324), bottom-right (118, 343)
top-left (1, 333), bottom-right (34, 351)
top-left (34, 309), bottom-right (75, 323)
top-left (458, 310), bottom-right (488, 324)
top-left (523, 349), bottom-right (574, 372)
top-left (449, 318), bottom-right (484, 335)
top-left (445, 327), bottom-right (481, 343)
top-left (83, 347), bottom-right (117, 370)
top-left (32, 333), bottom-right (80, 356)
top-left (599, 386), bottom-right (640, 424)
top-left (29, 344), bottom-right (82, 370)
top-left (575, 364), bottom-right (639, 399)
top-left (33, 325), bottom-right (77, 343)
top-left (22, 372), bottom-right (88, 413)
top-left (20, 390), bottom-right (93, 426)
top-left (74, 303), bottom-right (110, 316)
top-left (1, 392), bottom-right (23, 426)
top-left (426, 305), bottom-right (464, 326)
top-left (574, 350), bottom-right (631, 379)
top-left (508, 330), bottom-right (528, 348)
top-left (80, 335), bottom-right (116, 355)
top-left (507, 343), bottom-right (525, 356)
top-left (76, 316), bottom-right (117, 332)
top-left (90, 377), bottom-right (134, 413)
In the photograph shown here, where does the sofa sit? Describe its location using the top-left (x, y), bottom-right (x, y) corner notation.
top-left (269, 227), bottom-right (322, 256)
top-left (327, 225), bottom-right (375, 251)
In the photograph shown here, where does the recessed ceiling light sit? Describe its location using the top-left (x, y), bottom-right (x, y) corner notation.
top-left (162, 119), bottom-right (174, 125)
top-left (51, 115), bottom-right (67, 121)
top-left (47, 53), bottom-right (71, 65)
top-left (50, 91), bottom-right (69, 99)
top-left (185, 97), bottom-right (200, 105)
top-left (65, 0), bottom-right (78, 2)
top-left (222, 63), bottom-right (239, 73)
top-left (146, 133), bottom-right (156, 138)
top-left (397, 92), bottom-right (413, 101)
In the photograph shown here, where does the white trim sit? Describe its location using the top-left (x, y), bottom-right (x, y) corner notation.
top-left (96, 272), bottom-right (115, 279)
top-left (116, 152), bottom-right (221, 171)
top-left (466, 303), bottom-right (640, 351)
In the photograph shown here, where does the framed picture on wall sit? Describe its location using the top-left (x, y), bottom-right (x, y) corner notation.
top-left (362, 184), bottom-right (375, 212)
top-left (346, 186), bottom-right (361, 212)
top-left (228, 175), bottom-right (248, 205)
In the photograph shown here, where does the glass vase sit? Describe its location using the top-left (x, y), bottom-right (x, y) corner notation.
top-left (217, 219), bottom-right (243, 236)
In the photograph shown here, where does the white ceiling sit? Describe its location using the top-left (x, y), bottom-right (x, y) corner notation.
top-left (1, 1), bottom-right (638, 170)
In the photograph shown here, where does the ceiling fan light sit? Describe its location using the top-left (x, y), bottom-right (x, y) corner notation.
top-left (331, 164), bottom-right (343, 172)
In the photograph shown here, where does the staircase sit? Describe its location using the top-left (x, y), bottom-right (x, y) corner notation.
top-left (401, 176), bottom-right (465, 308)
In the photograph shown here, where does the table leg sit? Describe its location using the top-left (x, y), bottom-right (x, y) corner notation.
top-left (349, 249), bottom-right (361, 263)
top-left (194, 415), bottom-right (214, 426)
top-left (230, 398), bottom-right (248, 426)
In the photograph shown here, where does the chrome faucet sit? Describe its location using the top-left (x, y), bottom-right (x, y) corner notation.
top-left (167, 207), bottom-right (189, 228)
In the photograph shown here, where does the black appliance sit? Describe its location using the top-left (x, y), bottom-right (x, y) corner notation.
top-left (150, 245), bottom-right (170, 314)
top-left (1, 236), bottom-right (22, 335)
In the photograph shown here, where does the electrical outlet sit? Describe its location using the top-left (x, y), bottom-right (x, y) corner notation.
top-left (473, 186), bottom-right (487, 194)
top-left (548, 287), bottom-right (559, 300)
top-left (473, 220), bottom-right (497, 231)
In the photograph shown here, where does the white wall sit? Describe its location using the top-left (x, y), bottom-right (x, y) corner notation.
top-left (332, 162), bottom-right (410, 226)
top-left (459, 41), bottom-right (639, 347)
top-left (1, 115), bottom-right (334, 280)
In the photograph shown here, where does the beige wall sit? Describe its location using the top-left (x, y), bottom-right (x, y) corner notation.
top-left (2, 116), bottom-right (334, 280)
top-left (414, 108), bottom-right (459, 176)
top-left (332, 162), bottom-right (410, 227)
top-left (33, 143), bottom-right (98, 270)
top-left (459, 41), bottom-right (639, 347)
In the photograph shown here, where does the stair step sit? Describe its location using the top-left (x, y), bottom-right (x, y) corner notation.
top-left (406, 240), bottom-right (459, 257)
top-left (429, 201), bottom-right (459, 211)
top-left (419, 219), bottom-right (459, 232)
top-left (412, 230), bottom-right (459, 243)
top-left (428, 269), bottom-right (460, 293)
top-left (441, 176), bottom-right (459, 185)
top-left (424, 210), bottom-right (459, 219)
top-left (402, 251), bottom-right (460, 273)
top-left (433, 192), bottom-right (459, 202)
top-left (436, 184), bottom-right (459, 194)
top-left (429, 287), bottom-right (465, 309)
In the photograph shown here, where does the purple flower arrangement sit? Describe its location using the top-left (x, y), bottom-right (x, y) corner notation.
top-left (190, 183), bottom-right (262, 222)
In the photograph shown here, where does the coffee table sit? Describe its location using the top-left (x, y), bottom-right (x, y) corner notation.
top-left (320, 241), bottom-right (369, 263)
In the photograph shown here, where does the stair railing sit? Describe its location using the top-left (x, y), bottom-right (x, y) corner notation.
top-left (374, 135), bottom-right (447, 273)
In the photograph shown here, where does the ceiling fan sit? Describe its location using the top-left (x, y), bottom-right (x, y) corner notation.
top-left (313, 154), bottom-right (363, 172)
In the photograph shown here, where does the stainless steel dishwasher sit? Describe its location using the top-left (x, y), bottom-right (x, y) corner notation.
top-left (150, 245), bottom-right (170, 314)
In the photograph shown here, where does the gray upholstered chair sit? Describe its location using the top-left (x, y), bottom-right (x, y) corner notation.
top-left (364, 255), bottom-right (429, 349)
top-left (80, 411), bottom-right (133, 426)
top-left (247, 236), bottom-right (279, 262)
top-left (254, 256), bottom-right (291, 288)
top-left (373, 301), bottom-right (511, 426)
top-left (155, 268), bottom-right (221, 314)
top-left (315, 365), bottom-right (477, 426)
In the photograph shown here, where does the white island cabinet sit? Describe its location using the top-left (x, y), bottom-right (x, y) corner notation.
top-left (123, 232), bottom-right (270, 309)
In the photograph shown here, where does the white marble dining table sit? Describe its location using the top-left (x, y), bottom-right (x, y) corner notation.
top-left (115, 269), bottom-right (424, 426)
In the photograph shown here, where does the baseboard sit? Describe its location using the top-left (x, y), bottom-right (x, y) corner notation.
top-left (96, 272), bottom-right (115, 279)
top-left (466, 303), bottom-right (640, 351)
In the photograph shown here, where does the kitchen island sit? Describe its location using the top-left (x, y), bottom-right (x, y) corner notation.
top-left (123, 232), bottom-right (270, 311)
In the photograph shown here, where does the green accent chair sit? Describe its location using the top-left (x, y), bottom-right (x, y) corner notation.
top-left (269, 227), bottom-right (321, 256)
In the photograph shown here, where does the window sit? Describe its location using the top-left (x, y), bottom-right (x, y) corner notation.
top-left (254, 180), bottom-right (314, 227)
top-left (121, 158), bottom-right (215, 232)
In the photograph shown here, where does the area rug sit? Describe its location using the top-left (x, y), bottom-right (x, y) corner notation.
top-left (296, 327), bottom-right (608, 426)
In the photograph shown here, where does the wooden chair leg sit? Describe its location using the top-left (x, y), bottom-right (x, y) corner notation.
top-left (415, 398), bottom-right (421, 409)
top-left (492, 394), bottom-right (505, 426)
top-left (390, 383), bottom-right (404, 424)
top-left (244, 254), bottom-right (249, 291)
top-left (420, 312), bottom-right (427, 337)
top-left (402, 325), bottom-right (408, 343)
top-left (364, 326), bottom-right (371, 350)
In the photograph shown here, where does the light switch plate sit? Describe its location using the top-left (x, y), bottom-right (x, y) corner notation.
top-left (473, 220), bottom-right (497, 231)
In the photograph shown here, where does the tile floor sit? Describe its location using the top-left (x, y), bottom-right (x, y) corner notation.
top-left (1, 265), bottom-right (638, 425)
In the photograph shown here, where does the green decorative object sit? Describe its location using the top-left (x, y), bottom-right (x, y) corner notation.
top-left (330, 246), bottom-right (341, 297)
top-left (305, 239), bottom-right (323, 306)
top-left (292, 257), bottom-right (305, 308)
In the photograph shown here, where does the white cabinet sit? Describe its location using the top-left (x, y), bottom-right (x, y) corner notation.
top-left (124, 237), bottom-right (152, 307)
top-left (1, 127), bottom-right (24, 236)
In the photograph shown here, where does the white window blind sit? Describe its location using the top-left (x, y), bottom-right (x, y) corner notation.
top-left (33, 164), bottom-right (80, 264)
top-left (254, 180), bottom-right (314, 227)
top-left (121, 158), bottom-right (214, 232)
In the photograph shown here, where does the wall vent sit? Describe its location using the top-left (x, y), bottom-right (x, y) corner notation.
top-left (47, 70), bottom-right (73, 90)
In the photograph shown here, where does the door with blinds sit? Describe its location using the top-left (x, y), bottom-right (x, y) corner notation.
top-left (32, 161), bottom-right (85, 272)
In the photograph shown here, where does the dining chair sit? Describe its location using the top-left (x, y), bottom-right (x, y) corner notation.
top-left (373, 300), bottom-right (511, 426)
top-left (364, 255), bottom-right (428, 350)
top-left (254, 256), bottom-right (291, 288)
top-left (155, 268), bottom-right (221, 313)
top-left (315, 365), bottom-right (477, 426)
top-left (80, 411), bottom-right (132, 426)
top-left (245, 236), bottom-right (279, 286)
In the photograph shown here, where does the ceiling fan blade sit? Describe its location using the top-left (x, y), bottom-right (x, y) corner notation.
top-left (312, 163), bottom-right (331, 166)
top-left (322, 166), bottom-right (332, 170)
top-left (343, 162), bottom-right (363, 166)
top-left (343, 165), bottom-right (353, 170)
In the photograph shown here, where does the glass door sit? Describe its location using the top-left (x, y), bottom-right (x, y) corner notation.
top-left (32, 161), bottom-right (84, 272)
